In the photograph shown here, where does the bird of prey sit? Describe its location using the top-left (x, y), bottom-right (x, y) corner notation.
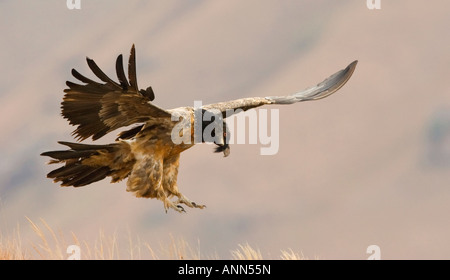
top-left (41, 45), bottom-right (357, 213)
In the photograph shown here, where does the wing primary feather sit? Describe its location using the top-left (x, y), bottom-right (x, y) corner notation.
top-left (60, 45), bottom-right (172, 141)
top-left (86, 57), bottom-right (121, 88)
top-left (128, 44), bottom-right (138, 90)
top-left (115, 54), bottom-right (129, 90)
top-left (202, 60), bottom-right (357, 118)
top-left (267, 60), bottom-right (358, 104)
top-left (71, 68), bottom-right (101, 85)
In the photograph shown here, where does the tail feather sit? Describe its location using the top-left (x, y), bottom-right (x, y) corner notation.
top-left (57, 141), bottom-right (117, 151)
top-left (41, 141), bottom-right (129, 187)
top-left (47, 163), bottom-right (88, 179)
top-left (40, 150), bottom-right (97, 160)
top-left (62, 165), bottom-right (110, 187)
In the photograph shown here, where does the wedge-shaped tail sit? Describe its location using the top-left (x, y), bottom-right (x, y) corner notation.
top-left (41, 141), bottom-right (134, 187)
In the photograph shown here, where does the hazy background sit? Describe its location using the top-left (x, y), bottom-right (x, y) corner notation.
top-left (1, 0), bottom-right (449, 259)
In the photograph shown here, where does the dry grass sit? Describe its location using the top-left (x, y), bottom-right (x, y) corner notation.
top-left (231, 243), bottom-right (263, 260)
top-left (280, 248), bottom-right (309, 260)
top-left (0, 237), bottom-right (27, 260)
top-left (0, 218), bottom-right (307, 260)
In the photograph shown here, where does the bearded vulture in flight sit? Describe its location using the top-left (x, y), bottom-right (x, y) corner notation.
top-left (41, 45), bottom-right (357, 213)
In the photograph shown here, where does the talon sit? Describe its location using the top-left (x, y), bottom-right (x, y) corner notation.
top-left (162, 197), bottom-right (187, 213)
top-left (176, 194), bottom-right (206, 209)
top-left (177, 205), bottom-right (186, 213)
top-left (192, 202), bottom-right (206, 209)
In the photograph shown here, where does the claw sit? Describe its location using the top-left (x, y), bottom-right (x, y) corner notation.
top-left (176, 194), bottom-right (206, 209)
top-left (191, 202), bottom-right (206, 209)
top-left (162, 193), bottom-right (205, 212)
top-left (177, 205), bottom-right (186, 213)
top-left (163, 197), bottom-right (186, 213)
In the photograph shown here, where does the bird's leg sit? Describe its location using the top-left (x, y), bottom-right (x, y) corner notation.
top-left (176, 193), bottom-right (206, 209)
top-left (157, 190), bottom-right (186, 213)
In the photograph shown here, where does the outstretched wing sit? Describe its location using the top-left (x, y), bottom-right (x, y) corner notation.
top-left (62, 44), bottom-right (171, 141)
top-left (202, 60), bottom-right (358, 117)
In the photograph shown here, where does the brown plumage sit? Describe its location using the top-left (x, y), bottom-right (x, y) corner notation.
top-left (41, 45), bottom-right (357, 212)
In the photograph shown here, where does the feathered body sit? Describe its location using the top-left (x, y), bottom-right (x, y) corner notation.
top-left (41, 45), bottom-right (357, 212)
